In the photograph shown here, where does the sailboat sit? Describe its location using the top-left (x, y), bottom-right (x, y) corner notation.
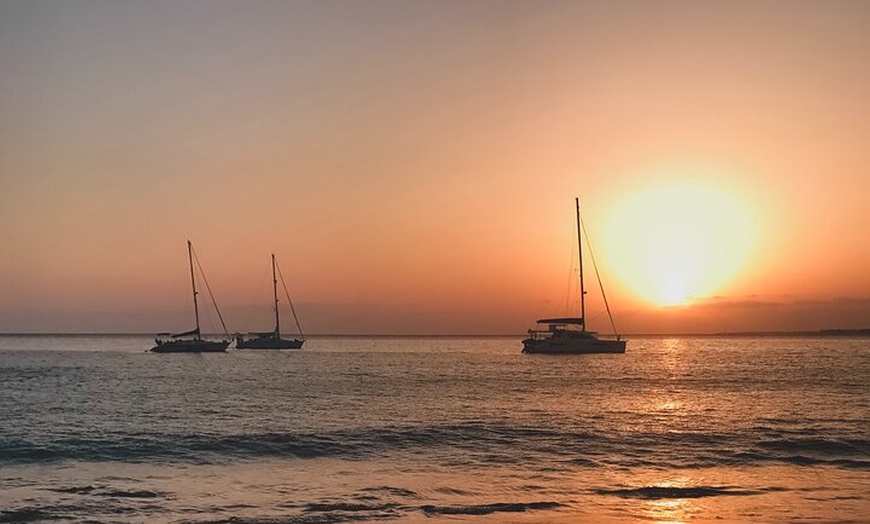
top-left (235, 254), bottom-right (305, 350)
top-left (522, 198), bottom-right (626, 354)
top-left (150, 241), bottom-right (230, 353)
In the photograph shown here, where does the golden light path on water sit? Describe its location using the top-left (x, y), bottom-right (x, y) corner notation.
top-left (601, 175), bottom-right (757, 306)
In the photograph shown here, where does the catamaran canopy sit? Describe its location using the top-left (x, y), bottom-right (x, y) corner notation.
top-left (536, 317), bottom-right (584, 325)
top-left (171, 327), bottom-right (200, 338)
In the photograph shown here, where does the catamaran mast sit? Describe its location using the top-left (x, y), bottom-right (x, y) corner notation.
top-left (272, 253), bottom-right (280, 337)
top-left (188, 240), bottom-right (201, 340)
top-left (575, 198), bottom-right (586, 331)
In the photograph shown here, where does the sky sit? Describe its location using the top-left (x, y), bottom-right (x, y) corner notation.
top-left (1, 0), bottom-right (868, 335)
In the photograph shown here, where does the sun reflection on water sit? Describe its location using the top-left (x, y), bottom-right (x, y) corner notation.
top-left (643, 496), bottom-right (693, 524)
top-left (639, 477), bottom-right (700, 524)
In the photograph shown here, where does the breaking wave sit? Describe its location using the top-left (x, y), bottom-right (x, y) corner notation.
top-left (2, 423), bottom-right (867, 471)
top-left (420, 501), bottom-right (563, 515)
top-left (594, 485), bottom-right (773, 499)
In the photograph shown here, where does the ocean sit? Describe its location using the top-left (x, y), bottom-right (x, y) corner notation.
top-left (0, 335), bottom-right (867, 523)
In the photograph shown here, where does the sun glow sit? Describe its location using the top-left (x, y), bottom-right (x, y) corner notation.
top-left (601, 176), bottom-right (756, 307)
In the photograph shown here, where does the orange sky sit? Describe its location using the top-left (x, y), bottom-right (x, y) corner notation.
top-left (1, 1), bottom-right (868, 334)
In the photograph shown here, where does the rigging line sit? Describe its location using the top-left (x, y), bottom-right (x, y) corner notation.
top-left (581, 217), bottom-right (619, 337)
top-left (564, 242), bottom-right (577, 316)
top-left (275, 259), bottom-right (305, 340)
top-left (191, 246), bottom-right (230, 337)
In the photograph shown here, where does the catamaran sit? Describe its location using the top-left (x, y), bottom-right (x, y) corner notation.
top-left (235, 254), bottom-right (305, 350)
top-left (151, 241), bottom-right (230, 353)
top-left (522, 198), bottom-right (626, 354)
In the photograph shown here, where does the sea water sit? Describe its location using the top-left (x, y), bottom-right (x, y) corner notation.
top-left (0, 335), bottom-right (867, 523)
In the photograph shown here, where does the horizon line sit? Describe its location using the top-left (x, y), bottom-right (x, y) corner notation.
top-left (1, 328), bottom-right (869, 338)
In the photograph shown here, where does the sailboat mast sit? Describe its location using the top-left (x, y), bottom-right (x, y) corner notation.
top-left (272, 253), bottom-right (280, 337)
top-left (575, 198), bottom-right (586, 331)
top-left (188, 240), bottom-right (201, 339)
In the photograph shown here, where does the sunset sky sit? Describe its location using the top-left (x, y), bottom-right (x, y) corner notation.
top-left (1, 1), bottom-right (868, 334)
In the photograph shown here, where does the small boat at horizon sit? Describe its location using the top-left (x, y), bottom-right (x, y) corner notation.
top-left (235, 254), bottom-right (305, 350)
top-left (522, 198), bottom-right (626, 354)
top-left (151, 241), bottom-right (230, 353)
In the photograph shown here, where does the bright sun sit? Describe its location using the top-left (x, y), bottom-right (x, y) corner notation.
top-left (601, 178), bottom-right (756, 307)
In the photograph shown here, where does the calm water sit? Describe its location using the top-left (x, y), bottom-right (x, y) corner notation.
top-left (0, 335), bottom-right (867, 523)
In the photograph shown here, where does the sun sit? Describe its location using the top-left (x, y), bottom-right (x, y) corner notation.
top-left (600, 177), bottom-right (756, 307)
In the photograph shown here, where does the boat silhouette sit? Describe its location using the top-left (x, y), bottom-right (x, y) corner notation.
top-left (151, 241), bottom-right (230, 353)
top-left (522, 198), bottom-right (626, 354)
top-left (235, 254), bottom-right (305, 350)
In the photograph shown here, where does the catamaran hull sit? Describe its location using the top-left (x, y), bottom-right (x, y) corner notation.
top-left (522, 338), bottom-right (626, 354)
top-left (150, 340), bottom-right (229, 353)
top-left (236, 338), bottom-right (304, 350)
